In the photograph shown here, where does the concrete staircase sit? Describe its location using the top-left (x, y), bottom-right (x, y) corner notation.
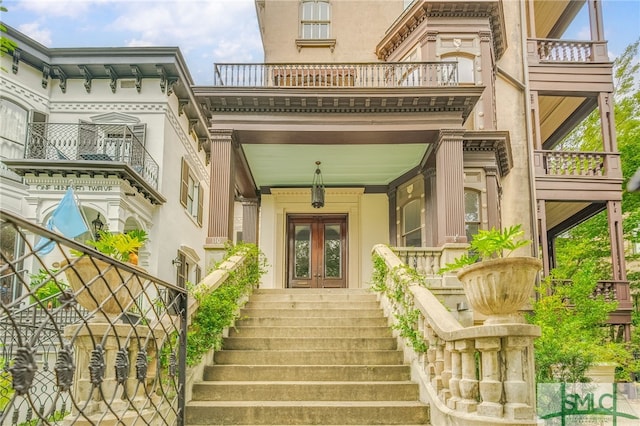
top-left (185, 288), bottom-right (430, 425)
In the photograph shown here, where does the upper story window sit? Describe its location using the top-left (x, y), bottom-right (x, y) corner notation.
top-left (180, 157), bottom-right (203, 226)
top-left (402, 198), bottom-right (422, 247)
top-left (0, 99), bottom-right (28, 144)
top-left (465, 189), bottom-right (481, 241)
top-left (301, 0), bottom-right (330, 39)
top-left (443, 54), bottom-right (475, 84)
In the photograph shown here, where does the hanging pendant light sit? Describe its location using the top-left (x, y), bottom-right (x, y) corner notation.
top-left (311, 161), bottom-right (325, 208)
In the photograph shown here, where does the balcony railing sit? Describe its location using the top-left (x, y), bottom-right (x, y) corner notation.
top-left (535, 150), bottom-right (621, 178)
top-left (528, 39), bottom-right (609, 63)
top-left (0, 209), bottom-right (187, 425)
top-left (213, 62), bottom-right (459, 88)
top-left (24, 123), bottom-right (159, 189)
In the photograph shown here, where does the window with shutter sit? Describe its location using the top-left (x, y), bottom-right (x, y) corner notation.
top-left (180, 157), bottom-right (204, 227)
top-left (180, 157), bottom-right (189, 208)
top-left (197, 184), bottom-right (203, 226)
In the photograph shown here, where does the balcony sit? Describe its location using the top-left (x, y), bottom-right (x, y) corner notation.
top-left (4, 123), bottom-right (164, 204)
top-left (213, 62), bottom-right (458, 88)
top-left (527, 38), bottom-right (613, 94)
top-left (534, 150), bottom-right (623, 201)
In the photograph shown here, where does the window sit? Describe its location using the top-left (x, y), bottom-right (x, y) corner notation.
top-left (0, 99), bottom-right (28, 144)
top-left (465, 189), bottom-right (481, 242)
top-left (301, 0), bottom-right (330, 39)
top-left (402, 199), bottom-right (422, 247)
top-left (180, 158), bottom-right (203, 225)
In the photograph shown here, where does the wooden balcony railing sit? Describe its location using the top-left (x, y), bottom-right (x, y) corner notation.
top-left (528, 39), bottom-right (609, 63)
top-left (24, 123), bottom-right (159, 189)
top-left (534, 150), bottom-right (621, 179)
top-left (213, 62), bottom-right (459, 88)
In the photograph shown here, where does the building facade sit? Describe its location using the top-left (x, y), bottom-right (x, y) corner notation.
top-left (1, 0), bottom-right (631, 331)
top-left (0, 26), bottom-right (211, 293)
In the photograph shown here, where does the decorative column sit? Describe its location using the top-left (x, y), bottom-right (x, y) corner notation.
top-left (435, 130), bottom-right (466, 245)
top-left (206, 130), bottom-right (236, 260)
top-left (423, 168), bottom-right (437, 247)
top-left (485, 168), bottom-right (500, 231)
top-left (241, 199), bottom-right (259, 244)
top-left (607, 200), bottom-right (626, 282)
top-left (388, 187), bottom-right (397, 246)
top-left (537, 200), bottom-right (551, 277)
top-left (588, 0), bottom-right (605, 41)
top-left (476, 337), bottom-right (503, 418)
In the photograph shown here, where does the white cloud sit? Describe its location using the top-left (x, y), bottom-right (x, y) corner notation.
top-left (14, 0), bottom-right (97, 18)
top-left (16, 21), bottom-right (52, 45)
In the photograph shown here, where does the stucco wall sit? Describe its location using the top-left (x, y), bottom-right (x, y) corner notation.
top-left (258, 188), bottom-right (388, 289)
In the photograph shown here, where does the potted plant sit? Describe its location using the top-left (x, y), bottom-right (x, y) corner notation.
top-left (444, 225), bottom-right (542, 324)
top-left (61, 229), bottom-right (148, 322)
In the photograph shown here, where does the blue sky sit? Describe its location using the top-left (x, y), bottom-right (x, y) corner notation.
top-left (2, 0), bottom-right (639, 85)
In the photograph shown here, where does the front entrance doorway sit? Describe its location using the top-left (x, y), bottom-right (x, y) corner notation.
top-left (287, 214), bottom-right (347, 288)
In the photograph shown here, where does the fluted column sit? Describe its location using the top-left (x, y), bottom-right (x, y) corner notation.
top-left (435, 130), bottom-right (466, 245)
top-left (207, 130), bottom-right (236, 248)
top-left (241, 199), bottom-right (259, 244)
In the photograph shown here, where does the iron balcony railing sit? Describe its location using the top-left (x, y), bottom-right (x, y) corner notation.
top-left (24, 123), bottom-right (160, 189)
top-left (213, 62), bottom-right (459, 88)
top-left (0, 209), bottom-right (187, 425)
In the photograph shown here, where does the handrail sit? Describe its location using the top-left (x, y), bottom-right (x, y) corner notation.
top-left (372, 244), bottom-right (540, 425)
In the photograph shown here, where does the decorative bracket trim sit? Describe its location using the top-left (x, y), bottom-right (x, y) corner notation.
top-left (12, 48), bottom-right (21, 74)
top-left (105, 66), bottom-right (118, 93)
top-left (167, 77), bottom-right (179, 96)
top-left (42, 64), bottom-right (50, 89)
top-left (178, 98), bottom-right (189, 116)
top-left (52, 66), bottom-right (67, 93)
top-left (189, 119), bottom-right (198, 133)
top-left (78, 65), bottom-right (93, 93)
top-left (157, 65), bottom-right (167, 93)
top-left (131, 65), bottom-right (142, 93)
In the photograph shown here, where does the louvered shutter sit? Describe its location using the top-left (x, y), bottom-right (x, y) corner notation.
top-left (180, 158), bottom-right (189, 208)
top-left (197, 183), bottom-right (204, 226)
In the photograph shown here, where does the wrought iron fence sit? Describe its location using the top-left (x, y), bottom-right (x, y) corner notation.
top-left (0, 209), bottom-right (187, 425)
top-left (213, 62), bottom-right (459, 88)
top-left (24, 123), bottom-right (159, 189)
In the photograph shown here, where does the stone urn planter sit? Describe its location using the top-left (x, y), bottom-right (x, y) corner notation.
top-left (61, 257), bottom-right (143, 322)
top-left (457, 256), bottom-right (542, 324)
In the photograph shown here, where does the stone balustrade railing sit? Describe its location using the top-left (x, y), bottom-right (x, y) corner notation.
top-left (372, 244), bottom-right (541, 425)
top-left (534, 150), bottom-right (622, 179)
top-left (392, 246), bottom-right (443, 276)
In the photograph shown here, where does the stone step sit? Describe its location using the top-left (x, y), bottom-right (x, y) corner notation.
top-left (249, 292), bottom-right (376, 303)
top-left (185, 400), bottom-right (429, 425)
top-left (202, 365), bottom-right (411, 382)
top-left (236, 316), bottom-right (389, 327)
top-left (213, 350), bottom-right (405, 366)
top-left (228, 326), bottom-right (392, 338)
top-left (253, 289), bottom-right (370, 295)
top-left (222, 337), bottom-right (397, 351)
top-left (239, 308), bottom-right (384, 318)
top-left (191, 381), bottom-right (420, 401)
top-left (242, 300), bottom-right (381, 309)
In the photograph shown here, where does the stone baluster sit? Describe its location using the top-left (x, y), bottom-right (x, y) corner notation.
top-left (503, 336), bottom-right (534, 420)
top-left (476, 337), bottom-right (503, 418)
top-left (426, 327), bottom-right (437, 381)
top-left (456, 339), bottom-right (478, 412)
top-left (439, 341), bottom-right (453, 404)
top-left (432, 337), bottom-right (445, 392)
top-left (447, 341), bottom-right (462, 410)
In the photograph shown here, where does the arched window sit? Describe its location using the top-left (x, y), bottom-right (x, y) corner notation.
top-left (301, 0), bottom-right (330, 39)
top-left (464, 189), bottom-right (481, 241)
top-left (442, 54), bottom-right (475, 84)
top-left (402, 199), bottom-right (422, 247)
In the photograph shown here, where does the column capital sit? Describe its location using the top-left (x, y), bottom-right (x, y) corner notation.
top-left (210, 129), bottom-right (236, 145)
top-left (437, 129), bottom-right (465, 143)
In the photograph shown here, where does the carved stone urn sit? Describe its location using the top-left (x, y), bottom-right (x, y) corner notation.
top-left (456, 257), bottom-right (542, 324)
top-left (61, 257), bottom-right (143, 322)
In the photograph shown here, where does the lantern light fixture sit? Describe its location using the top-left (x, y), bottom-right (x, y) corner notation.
top-left (311, 161), bottom-right (325, 208)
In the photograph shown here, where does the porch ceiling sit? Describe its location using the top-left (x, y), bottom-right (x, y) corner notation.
top-left (243, 143), bottom-right (429, 188)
